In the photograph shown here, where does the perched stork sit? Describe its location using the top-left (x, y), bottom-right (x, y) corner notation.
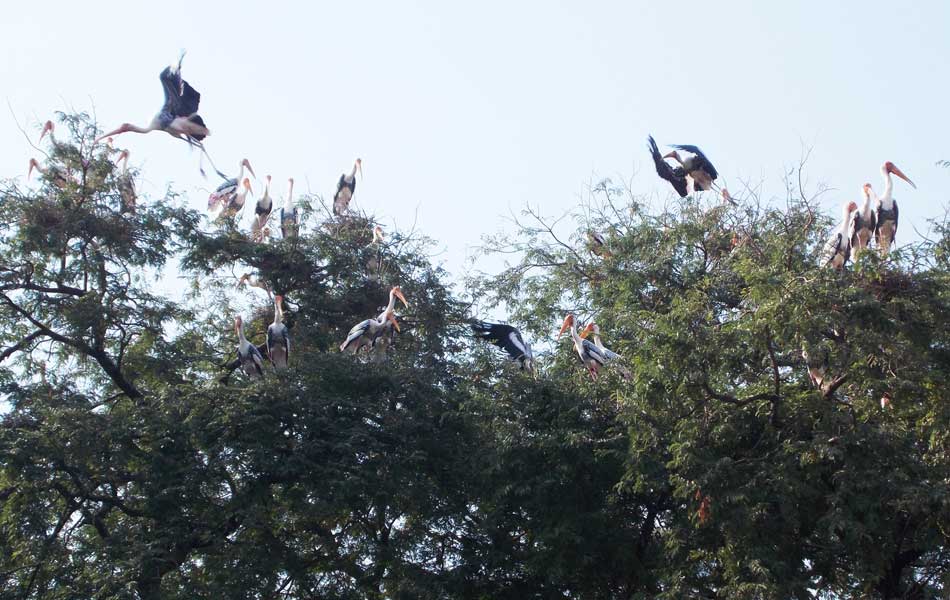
top-left (252, 175), bottom-right (273, 242)
top-left (333, 158), bottom-right (362, 216)
top-left (219, 178), bottom-right (252, 218)
top-left (471, 321), bottom-right (534, 372)
top-left (369, 286), bottom-right (410, 361)
top-left (557, 314), bottom-right (611, 380)
top-left (38, 120), bottom-right (60, 147)
top-left (874, 161), bottom-right (916, 255)
top-left (208, 158), bottom-right (255, 212)
top-left (801, 347), bottom-right (827, 390)
top-left (821, 201), bottom-right (858, 269)
top-left (664, 144), bottom-right (719, 194)
top-left (96, 53), bottom-right (226, 178)
top-left (580, 322), bottom-right (632, 380)
top-left (647, 135), bottom-right (688, 197)
top-left (371, 225), bottom-right (385, 245)
top-left (848, 183), bottom-right (876, 261)
top-left (266, 294), bottom-right (291, 369)
top-left (235, 316), bottom-right (265, 379)
top-left (280, 177), bottom-right (300, 240)
top-left (114, 149), bottom-right (137, 212)
top-left (28, 158), bottom-right (72, 188)
top-left (587, 229), bottom-right (611, 257)
top-left (340, 286), bottom-right (408, 355)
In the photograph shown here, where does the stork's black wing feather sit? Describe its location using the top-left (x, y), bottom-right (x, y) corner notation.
top-left (158, 66), bottom-right (183, 115)
top-left (647, 135), bottom-right (688, 197)
top-left (178, 81), bottom-right (202, 116)
top-left (671, 144), bottom-right (718, 179)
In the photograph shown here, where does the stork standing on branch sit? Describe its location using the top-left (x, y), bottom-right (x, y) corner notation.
top-left (581, 322), bottom-right (632, 380)
top-left (96, 52), bottom-right (227, 178)
top-left (333, 158), bottom-right (362, 216)
top-left (266, 295), bottom-right (290, 369)
top-left (848, 183), bottom-right (876, 262)
top-left (340, 286), bottom-right (408, 355)
top-left (208, 158), bottom-right (255, 213)
top-left (821, 201), bottom-right (858, 269)
top-left (558, 314), bottom-right (612, 380)
top-left (873, 161), bottom-right (916, 255)
top-left (281, 178), bottom-right (299, 240)
top-left (252, 176), bottom-right (273, 242)
top-left (235, 316), bottom-right (265, 379)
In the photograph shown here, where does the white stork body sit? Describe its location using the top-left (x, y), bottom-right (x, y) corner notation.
top-left (208, 158), bottom-right (255, 213)
top-left (848, 184), bottom-right (877, 261)
top-left (253, 176), bottom-right (273, 241)
top-left (333, 158), bottom-right (362, 216)
top-left (340, 286), bottom-right (408, 355)
top-left (821, 201), bottom-right (858, 269)
top-left (235, 316), bottom-right (265, 379)
top-left (280, 178), bottom-right (300, 240)
top-left (874, 162), bottom-right (916, 255)
top-left (558, 314), bottom-right (610, 380)
top-left (581, 323), bottom-right (632, 380)
top-left (369, 286), bottom-right (409, 361)
top-left (266, 295), bottom-right (291, 369)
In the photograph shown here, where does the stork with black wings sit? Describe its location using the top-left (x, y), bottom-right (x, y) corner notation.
top-left (96, 52), bottom-right (227, 178)
top-left (647, 135), bottom-right (688, 197)
top-left (472, 321), bottom-right (534, 373)
top-left (664, 143), bottom-right (719, 194)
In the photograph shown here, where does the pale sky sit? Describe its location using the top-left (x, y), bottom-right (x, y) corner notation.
top-left (5, 1), bottom-right (949, 283)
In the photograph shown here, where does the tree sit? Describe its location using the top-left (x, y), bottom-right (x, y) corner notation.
top-left (1, 116), bottom-right (947, 599)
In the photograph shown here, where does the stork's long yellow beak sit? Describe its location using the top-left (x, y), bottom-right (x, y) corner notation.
top-left (557, 315), bottom-right (574, 339)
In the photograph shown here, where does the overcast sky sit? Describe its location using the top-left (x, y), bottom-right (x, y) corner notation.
top-left (4, 0), bottom-right (948, 283)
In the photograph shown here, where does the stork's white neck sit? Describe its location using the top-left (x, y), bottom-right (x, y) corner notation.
top-left (881, 167), bottom-right (895, 206)
top-left (840, 206), bottom-right (854, 232)
top-left (284, 181), bottom-right (294, 210)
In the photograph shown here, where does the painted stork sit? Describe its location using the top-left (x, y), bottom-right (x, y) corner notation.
top-left (371, 225), bottom-right (385, 245)
top-left (557, 314), bottom-right (612, 380)
top-left (821, 201), bottom-right (858, 269)
top-left (280, 178), bottom-right (300, 240)
top-left (235, 316), bottom-right (265, 379)
top-left (647, 135), bottom-right (688, 197)
top-left (266, 295), bottom-right (291, 369)
top-left (252, 175), bottom-right (273, 242)
top-left (587, 229), bottom-right (611, 257)
top-left (95, 53), bottom-right (227, 178)
top-left (38, 120), bottom-right (60, 147)
top-left (208, 158), bottom-right (255, 213)
top-left (114, 149), bottom-right (137, 212)
top-left (874, 161), bottom-right (916, 255)
top-left (801, 346), bottom-right (827, 390)
top-left (580, 322), bottom-right (632, 380)
top-left (369, 286), bottom-right (410, 361)
top-left (333, 158), bottom-right (362, 216)
top-left (340, 286), bottom-right (408, 355)
top-left (471, 321), bottom-right (534, 372)
top-left (237, 272), bottom-right (272, 299)
top-left (28, 158), bottom-right (71, 188)
top-left (219, 178), bottom-right (253, 219)
top-left (848, 183), bottom-right (876, 261)
top-left (663, 144), bottom-right (719, 194)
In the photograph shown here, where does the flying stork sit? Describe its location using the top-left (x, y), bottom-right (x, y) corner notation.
top-left (208, 158), bottom-right (255, 213)
top-left (340, 286), bottom-right (409, 355)
top-left (234, 316), bottom-right (265, 379)
top-left (873, 161), bottom-right (916, 255)
top-left (557, 314), bottom-right (613, 380)
top-left (252, 175), bottom-right (273, 242)
top-left (96, 52), bottom-right (227, 178)
top-left (333, 158), bottom-right (362, 216)
top-left (580, 322), bottom-right (632, 380)
top-left (663, 143), bottom-right (719, 194)
top-left (266, 295), bottom-right (291, 369)
top-left (647, 135), bottom-right (688, 197)
top-left (821, 201), bottom-right (858, 269)
top-left (471, 321), bottom-right (534, 372)
top-left (280, 178), bottom-right (300, 240)
top-left (848, 183), bottom-right (876, 262)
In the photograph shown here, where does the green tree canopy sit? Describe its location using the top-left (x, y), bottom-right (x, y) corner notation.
top-left (1, 115), bottom-right (947, 599)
